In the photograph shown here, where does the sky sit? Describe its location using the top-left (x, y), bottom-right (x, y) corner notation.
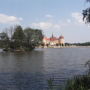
top-left (0, 0), bottom-right (90, 43)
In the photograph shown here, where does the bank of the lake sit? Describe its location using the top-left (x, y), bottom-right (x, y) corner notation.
top-left (38, 45), bottom-right (90, 49)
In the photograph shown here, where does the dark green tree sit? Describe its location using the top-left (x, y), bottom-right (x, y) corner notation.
top-left (24, 28), bottom-right (34, 49)
top-left (0, 25), bottom-right (43, 51)
top-left (86, 0), bottom-right (90, 2)
top-left (12, 25), bottom-right (25, 49)
top-left (32, 29), bottom-right (43, 46)
top-left (0, 32), bottom-right (9, 48)
top-left (83, 0), bottom-right (90, 23)
top-left (24, 28), bottom-right (43, 50)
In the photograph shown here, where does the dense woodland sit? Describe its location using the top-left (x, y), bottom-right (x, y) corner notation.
top-left (0, 25), bottom-right (43, 51)
top-left (65, 42), bottom-right (90, 46)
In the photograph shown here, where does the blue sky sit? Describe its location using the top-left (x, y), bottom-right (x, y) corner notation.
top-left (0, 0), bottom-right (90, 42)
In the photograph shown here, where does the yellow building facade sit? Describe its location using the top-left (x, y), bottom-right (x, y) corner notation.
top-left (43, 34), bottom-right (65, 46)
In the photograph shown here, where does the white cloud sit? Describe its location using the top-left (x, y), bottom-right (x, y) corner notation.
top-left (67, 19), bottom-right (71, 23)
top-left (0, 14), bottom-right (23, 24)
top-left (45, 14), bottom-right (53, 18)
top-left (71, 12), bottom-right (84, 24)
top-left (31, 22), bottom-right (61, 29)
top-left (53, 24), bottom-right (61, 29)
top-left (31, 12), bottom-right (85, 31)
top-left (32, 22), bottom-right (52, 29)
top-left (31, 12), bottom-right (90, 42)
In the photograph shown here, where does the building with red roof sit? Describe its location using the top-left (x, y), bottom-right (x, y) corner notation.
top-left (43, 34), bottom-right (65, 46)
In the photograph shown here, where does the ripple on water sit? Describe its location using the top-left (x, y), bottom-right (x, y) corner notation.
top-left (0, 48), bottom-right (89, 90)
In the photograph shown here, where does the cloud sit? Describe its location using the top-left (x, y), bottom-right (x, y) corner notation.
top-left (45, 14), bottom-right (53, 18)
top-left (71, 12), bottom-right (84, 24)
top-left (32, 22), bottom-right (52, 29)
top-left (0, 14), bottom-right (23, 24)
top-left (31, 12), bottom-right (85, 31)
top-left (53, 24), bottom-right (61, 29)
top-left (67, 19), bottom-right (71, 23)
top-left (31, 22), bottom-right (61, 30)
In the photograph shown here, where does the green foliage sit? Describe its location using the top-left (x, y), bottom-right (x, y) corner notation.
top-left (12, 25), bottom-right (24, 41)
top-left (47, 60), bottom-right (90, 90)
top-left (83, 0), bottom-right (90, 23)
top-left (47, 75), bottom-right (90, 90)
top-left (12, 25), bottom-right (25, 48)
top-left (47, 78), bottom-right (54, 90)
top-left (0, 25), bottom-right (43, 51)
top-left (74, 42), bottom-right (90, 46)
top-left (83, 8), bottom-right (90, 23)
top-left (85, 60), bottom-right (90, 74)
top-left (47, 77), bottom-right (64, 90)
top-left (24, 28), bottom-right (43, 48)
top-left (65, 75), bottom-right (90, 90)
top-left (86, 0), bottom-right (90, 2)
top-left (0, 32), bottom-right (9, 48)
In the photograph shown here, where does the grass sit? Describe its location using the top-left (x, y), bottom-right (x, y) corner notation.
top-left (64, 75), bottom-right (90, 90)
top-left (47, 75), bottom-right (90, 90)
top-left (47, 60), bottom-right (90, 90)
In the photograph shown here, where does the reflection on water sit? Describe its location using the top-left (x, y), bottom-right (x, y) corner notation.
top-left (0, 51), bottom-right (44, 73)
top-left (0, 48), bottom-right (89, 89)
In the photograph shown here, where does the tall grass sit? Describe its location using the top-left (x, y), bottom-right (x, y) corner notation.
top-left (47, 60), bottom-right (90, 90)
top-left (64, 60), bottom-right (90, 90)
top-left (64, 75), bottom-right (90, 90)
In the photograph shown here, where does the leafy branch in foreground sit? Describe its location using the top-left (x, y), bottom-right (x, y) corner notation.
top-left (83, 0), bottom-right (90, 23)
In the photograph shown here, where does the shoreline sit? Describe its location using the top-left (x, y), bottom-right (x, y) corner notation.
top-left (37, 46), bottom-right (90, 48)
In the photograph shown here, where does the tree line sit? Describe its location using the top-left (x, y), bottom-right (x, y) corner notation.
top-left (0, 25), bottom-right (43, 51)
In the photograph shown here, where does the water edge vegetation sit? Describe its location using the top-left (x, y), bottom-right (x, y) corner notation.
top-left (0, 25), bottom-right (43, 52)
top-left (47, 60), bottom-right (90, 90)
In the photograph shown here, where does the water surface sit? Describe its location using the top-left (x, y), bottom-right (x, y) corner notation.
top-left (0, 48), bottom-right (89, 90)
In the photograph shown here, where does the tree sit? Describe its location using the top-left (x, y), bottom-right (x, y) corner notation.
top-left (8, 26), bottom-right (15, 40)
top-left (12, 25), bottom-right (25, 49)
top-left (86, 0), bottom-right (90, 2)
top-left (83, 0), bottom-right (90, 23)
top-left (32, 29), bottom-right (43, 46)
top-left (0, 32), bottom-right (9, 48)
top-left (0, 25), bottom-right (43, 51)
top-left (24, 28), bottom-right (43, 49)
top-left (24, 28), bottom-right (34, 49)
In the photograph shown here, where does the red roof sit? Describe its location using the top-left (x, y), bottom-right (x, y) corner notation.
top-left (43, 37), bottom-right (50, 41)
top-left (43, 35), bottom-right (64, 41)
top-left (59, 36), bottom-right (64, 39)
top-left (50, 37), bottom-right (58, 41)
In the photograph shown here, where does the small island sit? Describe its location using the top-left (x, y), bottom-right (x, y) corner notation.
top-left (1, 25), bottom-right (90, 52)
top-left (0, 25), bottom-right (43, 52)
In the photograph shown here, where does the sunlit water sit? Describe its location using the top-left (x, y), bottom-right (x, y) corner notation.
top-left (0, 48), bottom-right (89, 90)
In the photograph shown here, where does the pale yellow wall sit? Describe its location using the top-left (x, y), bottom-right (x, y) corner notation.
top-left (59, 39), bottom-right (65, 44)
top-left (43, 39), bottom-right (50, 45)
top-left (43, 38), bottom-right (65, 45)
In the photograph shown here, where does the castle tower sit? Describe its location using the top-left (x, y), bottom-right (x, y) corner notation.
top-left (59, 35), bottom-right (65, 46)
top-left (50, 33), bottom-right (58, 46)
top-left (51, 33), bottom-right (54, 38)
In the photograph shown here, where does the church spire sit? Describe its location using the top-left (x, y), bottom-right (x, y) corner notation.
top-left (52, 33), bottom-right (54, 38)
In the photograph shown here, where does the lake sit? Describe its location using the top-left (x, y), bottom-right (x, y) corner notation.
top-left (0, 48), bottom-right (89, 90)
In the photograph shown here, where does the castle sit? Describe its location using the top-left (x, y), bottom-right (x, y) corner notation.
top-left (43, 34), bottom-right (65, 46)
